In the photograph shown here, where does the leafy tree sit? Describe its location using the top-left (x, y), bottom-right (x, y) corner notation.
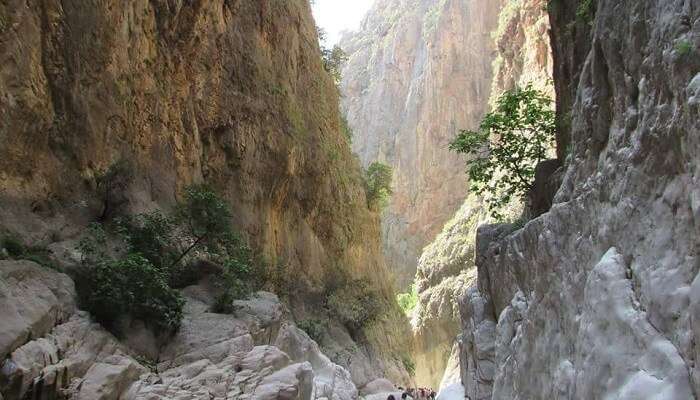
top-left (171, 184), bottom-right (233, 269)
top-left (364, 162), bottom-right (393, 211)
top-left (76, 184), bottom-right (260, 333)
top-left (449, 84), bottom-right (555, 220)
top-left (116, 211), bottom-right (178, 271)
top-left (322, 45), bottom-right (348, 85)
top-left (79, 253), bottom-right (184, 334)
top-left (396, 284), bottom-right (418, 316)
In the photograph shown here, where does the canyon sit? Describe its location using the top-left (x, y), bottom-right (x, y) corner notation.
top-left (1, 0), bottom-right (699, 399)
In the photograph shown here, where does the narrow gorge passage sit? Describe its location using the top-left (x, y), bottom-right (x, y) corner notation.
top-left (0, 1), bottom-right (698, 400)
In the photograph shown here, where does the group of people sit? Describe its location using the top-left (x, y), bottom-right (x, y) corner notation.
top-left (387, 387), bottom-right (437, 400)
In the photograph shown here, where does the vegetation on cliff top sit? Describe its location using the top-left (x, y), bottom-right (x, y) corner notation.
top-left (450, 84), bottom-right (555, 220)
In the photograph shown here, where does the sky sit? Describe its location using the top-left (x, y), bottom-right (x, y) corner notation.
top-left (311, 0), bottom-right (375, 46)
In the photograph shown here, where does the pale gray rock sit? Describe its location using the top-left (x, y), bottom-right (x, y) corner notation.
top-left (456, 0), bottom-right (700, 398)
top-left (0, 261), bottom-right (76, 359)
top-left (73, 356), bottom-right (147, 400)
top-left (359, 378), bottom-right (395, 396)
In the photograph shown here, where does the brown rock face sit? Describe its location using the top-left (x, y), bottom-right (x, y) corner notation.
top-left (340, 0), bottom-right (504, 288)
top-left (0, 0), bottom-right (409, 383)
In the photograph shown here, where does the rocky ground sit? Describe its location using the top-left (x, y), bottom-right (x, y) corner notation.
top-left (0, 260), bottom-right (405, 400)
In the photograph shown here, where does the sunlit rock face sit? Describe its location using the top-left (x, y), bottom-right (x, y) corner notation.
top-left (0, 0), bottom-right (410, 383)
top-left (411, 198), bottom-right (483, 388)
top-left (459, 0), bottom-right (700, 398)
top-left (410, 0), bottom-right (554, 391)
top-left (340, 0), bottom-right (504, 288)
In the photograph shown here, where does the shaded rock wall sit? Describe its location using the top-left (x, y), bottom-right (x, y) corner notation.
top-left (0, 0), bottom-right (409, 384)
top-left (459, 0), bottom-right (700, 398)
top-left (340, 0), bottom-right (504, 287)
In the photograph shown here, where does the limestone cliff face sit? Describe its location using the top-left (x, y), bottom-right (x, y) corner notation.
top-left (490, 0), bottom-right (553, 100)
top-left (459, 0), bottom-right (700, 398)
top-left (0, 0), bottom-right (408, 387)
top-left (411, 0), bottom-right (553, 390)
top-left (340, 0), bottom-right (503, 288)
top-left (411, 197), bottom-right (483, 388)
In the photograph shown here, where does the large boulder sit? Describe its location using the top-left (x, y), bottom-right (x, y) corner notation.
top-left (0, 261), bottom-right (76, 359)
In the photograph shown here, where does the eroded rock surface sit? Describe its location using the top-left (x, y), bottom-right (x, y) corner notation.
top-left (0, 0), bottom-right (409, 381)
top-left (340, 0), bottom-right (503, 286)
top-left (0, 262), bottom-right (359, 399)
top-left (458, 0), bottom-right (700, 398)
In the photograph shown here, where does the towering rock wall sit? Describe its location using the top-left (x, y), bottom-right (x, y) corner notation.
top-left (411, 0), bottom-right (553, 390)
top-left (0, 0), bottom-right (409, 387)
top-left (340, 0), bottom-right (503, 288)
top-left (459, 0), bottom-right (700, 398)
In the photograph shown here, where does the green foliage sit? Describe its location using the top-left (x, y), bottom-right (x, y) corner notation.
top-left (396, 284), bottom-right (418, 316)
top-left (116, 211), bottom-right (178, 270)
top-left (298, 318), bottom-right (326, 343)
top-left (77, 223), bottom-right (109, 264)
top-left (340, 113), bottom-right (354, 143)
top-left (675, 40), bottom-right (693, 56)
top-left (401, 354), bottom-right (416, 377)
top-left (364, 162), bottom-right (393, 211)
top-left (1, 235), bottom-right (24, 258)
top-left (211, 232), bottom-right (257, 313)
top-left (79, 253), bottom-right (184, 334)
top-left (575, 0), bottom-right (595, 25)
top-left (1, 236), bottom-right (59, 270)
top-left (327, 277), bottom-right (383, 335)
top-left (176, 184), bottom-right (233, 242)
top-left (76, 184), bottom-right (259, 333)
top-left (449, 84), bottom-right (555, 220)
top-left (321, 45), bottom-right (348, 86)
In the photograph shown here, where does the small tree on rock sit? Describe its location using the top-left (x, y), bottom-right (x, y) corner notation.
top-left (364, 162), bottom-right (393, 211)
top-left (449, 84), bottom-right (555, 220)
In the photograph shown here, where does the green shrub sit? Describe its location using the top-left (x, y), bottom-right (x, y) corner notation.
top-left (449, 83), bottom-right (555, 220)
top-left (211, 233), bottom-right (257, 312)
top-left (340, 113), bottom-right (353, 143)
top-left (79, 253), bottom-right (184, 334)
top-left (364, 162), bottom-right (393, 211)
top-left (327, 277), bottom-right (383, 334)
top-left (1, 236), bottom-right (25, 258)
top-left (401, 354), bottom-right (416, 377)
top-left (396, 284), bottom-right (418, 316)
top-left (298, 318), bottom-right (326, 343)
top-left (321, 45), bottom-right (348, 86)
top-left (76, 184), bottom-right (258, 332)
top-left (575, 0), bottom-right (595, 25)
top-left (675, 40), bottom-right (693, 57)
top-left (116, 211), bottom-right (178, 272)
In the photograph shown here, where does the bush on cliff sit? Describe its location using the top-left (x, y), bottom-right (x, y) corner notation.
top-left (449, 83), bottom-right (555, 220)
top-left (364, 161), bottom-right (394, 211)
top-left (327, 277), bottom-right (383, 335)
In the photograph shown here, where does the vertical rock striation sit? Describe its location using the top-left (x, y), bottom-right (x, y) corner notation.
top-left (0, 0), bottom-right (410, 386)
top-left (458, 0), bottom-right (700, 398)
top-left (412, 0), bottom-right (554, 391)
top-left (340, 0), bottom-right (504, 287)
